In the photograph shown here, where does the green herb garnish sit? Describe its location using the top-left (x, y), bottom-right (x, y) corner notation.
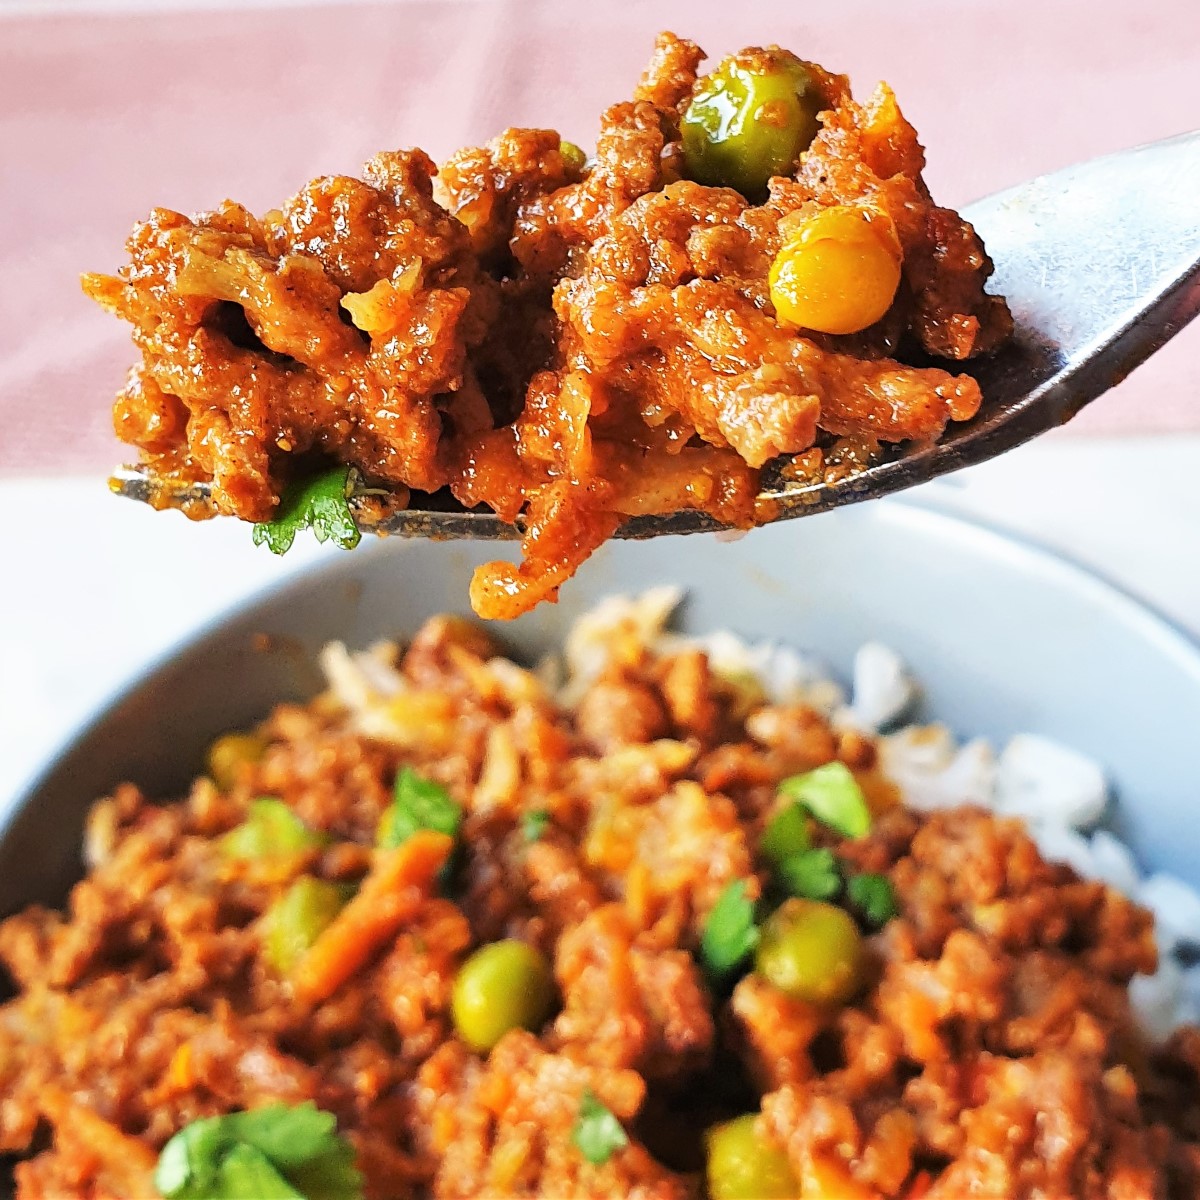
top-left (377, 767), bottom-right (463, 849)
top-left (221, 798), bottom-right (326, 861)
top-left (760, 802), bottom-right (811, 864)
top-left (154, 1103), bottom-right (362, 1200)
top-left (522, 809), bottom-right (551, 843)
top-left (700, 879), bottom-right (760, 979)
top-left (776, 848), bottom-right (842, 901)
top-left (252, 466), bottom-right (361, 556)
top-left (847, 872), bottom-right (898, 928)
top-left (779, 762), bottom-right (872, 839)
top-left (571, 1090), bottom-right (629, 1166)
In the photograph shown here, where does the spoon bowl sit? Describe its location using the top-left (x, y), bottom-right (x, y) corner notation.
top-left (113, 130), bottom-right (1200, 541)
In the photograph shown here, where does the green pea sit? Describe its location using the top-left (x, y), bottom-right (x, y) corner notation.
top-left (221, 798), bottom-right (326, 860)
top-left (705, 1114), bottom-right (797, 1200)
top-left (681, 49), bottom-right (822, 198)
top-left (207, 732), bottom-right (268, 791)
top-left (755, 897), bottom-right (865, 1007)
top-left (451, 939), bottom-right (556, 1053)
top-left (264, 876), bottom-right (349, 975)
top-left (559, 141), bottom-right (588, 173)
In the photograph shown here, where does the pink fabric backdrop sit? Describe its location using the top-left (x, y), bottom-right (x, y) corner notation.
top-left (3, 0), bottom-right (1198, 477)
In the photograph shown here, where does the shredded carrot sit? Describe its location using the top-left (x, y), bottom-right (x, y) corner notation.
top-left (903, 1170), bottom-right (934, 1200)
top-left (800, 1155), bottom-right (882, 1199)
top-left (40, 1085), bottom-right (158, 1194)
top-left (293, 830), bottom-right (452, 1004)
top-left (167, 1042), bottom-right (195, 1090)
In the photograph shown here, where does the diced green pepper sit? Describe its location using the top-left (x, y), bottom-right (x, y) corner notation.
top-left (221, 798), bottom-right (326, 860)
top-left (760, 801), bottom-right (811, 864)
top-left (264, 876), bottom-right (350, 975)
top-left (779, 762), bottom-right (872, 839)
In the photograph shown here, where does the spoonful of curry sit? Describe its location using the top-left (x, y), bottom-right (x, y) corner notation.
top-left (91, 32), bottom-right (1200, 619)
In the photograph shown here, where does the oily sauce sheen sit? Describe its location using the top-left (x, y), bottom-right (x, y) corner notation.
top-left (84, 33), bottom-right (1011, 619)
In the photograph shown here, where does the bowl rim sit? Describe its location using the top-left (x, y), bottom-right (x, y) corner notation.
top-left (5, 495), bottom-right (1200, 839)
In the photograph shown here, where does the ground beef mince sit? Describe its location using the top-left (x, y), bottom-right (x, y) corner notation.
top-left (1, 611), bottom-right (1196, 1199)
top-left (84, 32), bottom-right (1012, 620)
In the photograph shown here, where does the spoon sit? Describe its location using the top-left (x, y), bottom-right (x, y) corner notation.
top-left (112, 129), bottom-right (1200, 541)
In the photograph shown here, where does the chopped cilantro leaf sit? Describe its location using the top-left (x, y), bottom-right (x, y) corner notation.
top-left (700, 879), bottom-right (760, 980)
top-left (522, 809), bottom-right (551, 842)
top-left (777, 848), bottom-right (842, 900)
top-left (760, 802), bottom-right (810, 864)
top-left (155, 1102), bottom-right (362, 1200)
top-left (847, 872), bottom-right (899, 928)
top-left (252, 467), bottom-right (361, 556)
top-left (377, 767), bottom-right (462, 849)
top-left (571, 1090), bottom-right (629, 1166)
top-left (208, 1144), bottom-right (301, 1199)
top-left (779, 762), bottom-right (872, 839)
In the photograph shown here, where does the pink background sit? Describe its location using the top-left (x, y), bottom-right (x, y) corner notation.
top-left (3, 0), bottom-right (1198, 477)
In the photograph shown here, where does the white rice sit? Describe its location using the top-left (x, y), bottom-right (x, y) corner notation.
top-left (839, 641), bottom-right (918, 732)
top-left (993, 734), bottom-right (1108, 829)
top-left (636, 590), bottom-right (1200, 1041)
top-left (877, 728), bottom-right (997, 811)
top-left (1139, 874), bottom-right (1200, 955)
top-left (847, 652), bottom-right (1198, 1039)
top-left (319, 590), bottom-right (1200, 1042)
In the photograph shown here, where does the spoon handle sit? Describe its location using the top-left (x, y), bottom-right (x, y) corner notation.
top-left (964, 129), bottom-right (1200, 420)
top-left (110, 132), bottom-right (1200, 542)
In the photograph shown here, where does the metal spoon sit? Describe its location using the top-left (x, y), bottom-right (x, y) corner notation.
top-left (112, 129), bottom-right (1200, 541)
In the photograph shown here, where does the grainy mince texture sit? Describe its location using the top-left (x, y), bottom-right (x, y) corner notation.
top-left (84, 32), bottom-right (1011, 619)
top-left (1, 603), bottom-right (1198, 1200)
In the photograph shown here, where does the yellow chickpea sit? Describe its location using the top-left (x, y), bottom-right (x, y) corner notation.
top-left (770, 206), bottom-right (903, 336)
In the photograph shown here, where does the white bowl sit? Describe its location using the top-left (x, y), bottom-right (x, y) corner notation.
top-left (4, 497), bottom-right (1199, 924)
